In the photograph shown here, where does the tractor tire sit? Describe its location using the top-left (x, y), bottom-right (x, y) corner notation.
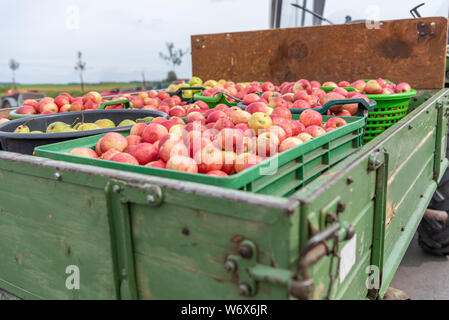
top-left (418, 211), bottom-right (449, 256)
top-left (1, 101), bottom-right (11, 109)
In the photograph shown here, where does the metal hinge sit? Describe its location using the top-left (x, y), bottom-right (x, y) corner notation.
top-left (105, 179), bottom-right (163, 300)
top-left (224, 222), bottom-right (354, 300)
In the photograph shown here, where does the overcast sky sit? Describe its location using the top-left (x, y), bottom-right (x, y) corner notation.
top-left (0, 0), bottom-right (447, 84)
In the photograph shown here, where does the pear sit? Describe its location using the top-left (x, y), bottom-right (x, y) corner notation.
top-left (118, 119), bottom-right (136, 127)
top-left (14, 125), bottom-right (30, 133)
top-left (31, 130), bottom-right (43, 134)
top-left (136, 117), bottom-right (154, 123)
top-left (95, 119), bottom-right (116, 129)
top-left (46, 122), bottom-right (71, 133)
top-left (77, 123), bottom-right (101, 131)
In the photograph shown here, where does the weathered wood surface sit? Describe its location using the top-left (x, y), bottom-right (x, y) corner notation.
top-left (192, 17), bottom-right (448, 89)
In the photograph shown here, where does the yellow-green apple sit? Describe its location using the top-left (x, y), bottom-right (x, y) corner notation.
top-left (248, 112), bottom-right (272, 135)
top-left (365, 80), bottom-right (383, 94)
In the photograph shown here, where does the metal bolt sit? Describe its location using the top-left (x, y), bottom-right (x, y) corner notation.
top-left (408, 125), bottom-right (414, 130)
top-left (239, 283), bottom-right (251, 296)
top-left (147, 194), bottom-right (155, 203)
top-left (53, 172), bottom-right (61, 181)
top-left (224, 260), bottom-right (236, 273)
top-left (346, 177), bottom-right (354, 185)
top-left (337, 202), bottom-right (346, 213)
top-left (346, 225), bottom-right (355, 240)
top-left (239, 244), bottom-right (253, 259)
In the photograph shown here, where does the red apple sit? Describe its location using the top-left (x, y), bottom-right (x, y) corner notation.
top-left (130, 123), bottom-right (147, 136)
top-left (246, 102), bottom-right (269, 115)
top-left (395, 82), bottom-right (412, 93)
top-left (299, 109), bottom-right (323, 127)
top-left (279, 137), bottom-right (303, 152)
top-left (194, 145), bottom-right (223, 173)
top-left (206, 110), bottom-right (227, 124)
top-left (351, 80), bottom-right (367, 92)
top-left (100, 132), bottom-right (128, 153)
top-left (68, 148), bottom-right (98, 158)
top-left (127, 143), bottom-right (158, 165)
top-left (365, 80), bottom-right (383, 94)
top-left (271, 106), bottom-right (292, 120)
top-left (325, 117), bottom-right (347, 130)
top-left (305, 125), bottom-right (326, 137)
top-left (101, 148), bottom-right (121, 160)
top-left (206, 170), bottom-right (228, 177)
top-left (109, 152), bottom-right (139, 165)
top-left (16, 105), bottom-right (37, 114)
top-left (141, 123), bottom-right (168, 143)
top-left (145, 160), bottom-right (166, 168)
top-left (159, 137), bottom-right (188, 162)
top-left (126, 135), bottom-right (142, 146)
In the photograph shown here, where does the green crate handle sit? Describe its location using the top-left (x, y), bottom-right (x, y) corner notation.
top-left (307, 98), bottom-right (377, 117)
top-left (214, 91), bottom-right (242, 102)
top-left (167, 86), bottom-right (205, 96)
top-left (98, 99), bottom-right (132, 110)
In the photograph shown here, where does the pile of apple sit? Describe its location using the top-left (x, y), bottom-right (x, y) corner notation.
top-left (322, 78), bottom-right (412, 95)
top-left (68, 104), bottom-right (348, 176)
top-left (16, 91), bottom-right (107, 115)
top-left (239, 79), bottom-right (370, 117)
top-left (201, 80), bottom-right (280, 101)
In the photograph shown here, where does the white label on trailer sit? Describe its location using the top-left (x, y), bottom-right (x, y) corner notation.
top-left (339, 234), bottom-right (357, 283)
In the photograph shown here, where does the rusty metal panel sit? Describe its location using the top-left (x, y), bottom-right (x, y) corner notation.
top-left (192, 17), bottom-right (448, 89)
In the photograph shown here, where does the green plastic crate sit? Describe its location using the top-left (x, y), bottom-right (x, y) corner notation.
top-left (193, 91), bottom-right (239, 108)
top-left (35, 115), bottom-right (365, 197)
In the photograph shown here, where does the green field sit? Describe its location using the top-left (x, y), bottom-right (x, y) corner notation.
top-left (0, 82), bottom-right (163, 98)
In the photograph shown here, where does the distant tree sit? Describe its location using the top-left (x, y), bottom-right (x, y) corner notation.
top-left (9, 59), bottom-right (20, 91)
top-left (74, 51), bottom-right (87, 92)
top-left (159, 42), bottom-right (189, 76)
top-left (165, 71), bottom-right (177, 82)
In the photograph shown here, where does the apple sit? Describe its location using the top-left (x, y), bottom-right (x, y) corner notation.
top-left (332, 87), bottom-right (349, 97)
top-left (102, 148), bottom-right (121, 160)
top-left (141, 123), bottom-right (168, 143)
top-left (293, 79), bottom-right (312, 94)
top-left (267, 125), bottom-right (287, 142)
top-left (22, 99), bottom-right (38, 109)
top-left (320, 92), bottom-right (346, 107)
top-left (127, 143), bottom-right (158, 165)
top-left (242, 93), bottom-right (260, 105)
top-left (336, 110), bottom-right (352, 117)
top-left (248, 112), bottom-right (273, 135)
top-left (246, 102), bottom-right (269, 115)
top-left (311, 81), bottom-right (321, 89)
top-left (157, 91), bottom-right (170, 100)
top-left (0, 117), bottom-right (9, 125)
top-left (186, 112), bottom-right (205, 123)
top-left (159, 137), bottom-right (188, 162)
top-left (130, 123), bottom-right (147, 136)
top-left (84, 91), bottom-right (102, 103)
top-left (54, 95), bottom-right (71, 108)
top-left (271, 106), bottom-right (292, 120)
top-left (262, 81), bottom-right (275, 91)
top-left (68, 148), bottom-right (98, 159)
top-left (351, 80), bottom-right (366, 92)
top-left (279, 137), bottom-right (303, 152)
top-left (325, 117), bottom-right (347, 129)
top-left (194, 145), bottom-right (223, 173)
top-left (297, 132), bottom-right (313, 142)
top-left (256, 132), bottom-right (280, 157)
top-left (39, 102), bottom-right (58, 113)
top-left (206, 110), bottom-right (227, 124)
top-left (376, 78), bottom-right (388, 88)
top-left (234, 152), bottom-right (261, 173)
top-left (229, 109), bottom-right (251, 124)
top-left (206, 170), bottom-right (228, 177)
top-left (299, 109), bottom-right (323, 127)
top-left (292, 100), bottom-right (311, 109)
top-left (338, 81), bottom-right (351, 87)
top-left (323, 81), bottom-right (338, 88)
top-left (126, 135), bottom-right (142, 146)
top-left (222, 151), bottom-right (237, 174)
top-left (365, 80), bottom-right (383, 94)
top-left (145, 160), bottom-right (166, 168)
top-left (395, 82), bottom-right (412, 93)
top-left (217, 128), bottom-right (244, 152)
top-left (109, 152), bottom-right (139, 165)
top-left (305, 125), bottom-right (326, 137)
top-left (291, 120), bottom-right (306, 135)
top-left (100, 132), bottom-right (128, 153)
top-left (59, 104), bottom-right (72, 112)
top-left (166, 156), bottom-right (198, 173)
top-left (16, 105), bottom-right (37, 114)
top-left (293, 90), bottom-right (309, 101)
top-left (268, 97), bottom-right (288, 109)
top-left (169, 106), bottom-right (187, 118)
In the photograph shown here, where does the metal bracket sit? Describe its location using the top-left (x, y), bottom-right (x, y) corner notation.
top-left (368, 150), bottom-right (385, 171)
top-left (105, 180), bottom-right (163, 300)
top-left (417, 21), bottom-right (436, 40)
top-left (225, 223), bottom-right (355, 299)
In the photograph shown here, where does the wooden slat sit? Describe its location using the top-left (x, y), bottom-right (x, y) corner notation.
top-left (191, 17), bottom-right (448, 89)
